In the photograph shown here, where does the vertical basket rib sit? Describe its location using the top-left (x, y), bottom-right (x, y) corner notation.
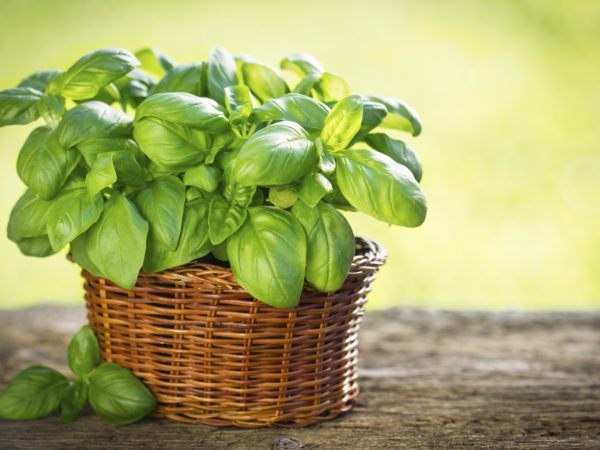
top-left (83, 237), bottom-right (387, 427)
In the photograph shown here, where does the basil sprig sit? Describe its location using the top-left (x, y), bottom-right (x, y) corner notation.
top-left (0, 325), bottom-right (156, 424)
top-left (2, 46), bottom-right (428, 309)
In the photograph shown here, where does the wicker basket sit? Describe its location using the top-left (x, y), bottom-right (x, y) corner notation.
top-left (83, 237), bottom-right (387, 427)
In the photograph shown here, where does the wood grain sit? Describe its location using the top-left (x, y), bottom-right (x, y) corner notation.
top-left (0, 306), bottom-right (598, 448)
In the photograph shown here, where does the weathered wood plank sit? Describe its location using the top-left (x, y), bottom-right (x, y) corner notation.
top-left (0, 306), bottom-right (599, 448)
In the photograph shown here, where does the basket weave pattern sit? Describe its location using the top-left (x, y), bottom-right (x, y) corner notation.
top-left (84, 237), bottom-right (386, 427)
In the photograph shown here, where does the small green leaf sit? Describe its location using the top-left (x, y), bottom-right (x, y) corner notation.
top-left (252, 94), bottom-right (330, 130)
top-left (88, 363), bottom-right (156, 425)
top-left (0, 366), bottom-right (67, 420)
top-left (335, 148), bottom-right (427, 226)
top-left (86, 154), bottom-right (117, 197)
top-left (16, 234), bottom-right (57, 257)
top-left (60, 380), bottom-right (88, 423)
top-left (314, 72), bottom-right (350, 103)
top-left (152, 62), bottom-right (207, 97)
top-left (365, 133), bottom-right (423, 182)
top-left (321, 95), bottom-right (363, 152)
top-left (68, 325), bottom-right (101, 378)
top-left (208, 46), bottom-right (238, 106)
top-left (18, 70), bottom-right (61, 92)
top-left (38, 94), bottom-right (66, 128)
top-left (135, 47), bottom-right (176, 78)
top-left (84, 193), bottom-right (148, 289)
top-left (227, 207), bottom-right (306, 308)
top-left (242, 63), bottom-right (289, 102)
top-left (293, 73), bottom-right (320, 96)
top-left (225, 85), bottom-right (255, 128)
top-left (233, 121), bottom-right (317, 186)
top-left (291, 200), bottom-right (355, 292)
top-left (280, 53), bottom-right (324, 77)
top-left (0, 87), bottom-right (43, 127)
top-left (363, 95), bottom-right (422, 136)
top-left (268, 186), bottom-right (297, 209)
top-left (183, 165), bottom-right (222, 193)
top-left (354, 99), bottom-right (388, 141)
top-left (143, 199), bottom-right (212, 273)
top-left (208, 194), bottom-right (247, 245)
top-left (134, 176), bottom-right (185, 251)
top-left (297, 172), bottom-right (333, 208)
top-left (50, 48), bottom-right (140, 100)
top-left (46, 187), bottom-right (104, 251)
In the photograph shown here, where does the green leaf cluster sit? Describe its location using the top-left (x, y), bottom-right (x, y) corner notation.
top-left (0, 326), bottom-right (156, 424)
top-left (2, 47), bottom-right (427, 308)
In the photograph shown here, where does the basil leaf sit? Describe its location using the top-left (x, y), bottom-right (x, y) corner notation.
top-left (314, 72), bottom-right (350, 103)
top-left (46, 188), bottom-right (104, 251)
top-left (0, 366), bottom-right (67, 420)
top-left (363, 95), bottom-right (422, 136)
top-left (223, 166), bottom-right (257, 206)
top-left (88, 363), bottom-right (156, 425)
top-left (208, 194), bottom-right (247, 245)
top-left (17, 126), bottom-right (80, 200)
top-left (297, 172), bottom-right (333, 208)
top-left (84, 193), bottom-right (148, 289)
top-left (85, 154), bottom-right (117, 197)
top-left (68, 325), bottom-right (101, 378)
top-left (49, 48), bottom-right (140, 100)
top-left (225, 85), bottom-right (255, 128)
top-left (70, 232), bottom-right (103, 277)
top-left (134, 176), bottom-right (185, 251)
top-left (365, 133), bottom-right (423, 182)
top-left (0, 87), bottom-right (43, 127)
top-left (60, 380), bottom-right (88, 423)
top-left (355, 99), bottom-right (388, 140)
top-left (152, 62), bottom-right (207, 97)
top-left (242, 63), bottom-right (289, 102)
top-left (268, 186), bottom-right (297, 209)
top-left (38, 94), bottom-right (66, 128)
top-left (183, 165), bottom-right (221, 193)
top-left (280, 53), bottom-right (324, 77)
top-left (57, 101), bottom-right (133, 149)
top-left (143, 199), bottom-right (212, 273)
top-left (321, 95), bottom-right (363, 152)
top-left (76, 137), bottom-right (138, 165)
top-left (293, 73), bottom-right (320, 96)
top-left (135, 47), bottom-right (176, 78)
top-left (18, 70), bottom-right (61, 92)
top-left (233, 121), bottom-right (317, 186)
top-left (252, 94), bottom-right (330, 130)
top-left (208, 46), bottom-right (238, 106)
top-left (335, 148), bottom-right (427, 226)
top-left (291, 200), bottom-right (354, 292)
top-left (7, 190), bottom-right (52, 240)
top-left (227, 207), bottom-right (306, 308)
top-left (16, 235), bottom-right (57, 257)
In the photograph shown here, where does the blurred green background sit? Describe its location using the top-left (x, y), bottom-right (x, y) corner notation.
top-left (1, 0), bottom-right (599, 310)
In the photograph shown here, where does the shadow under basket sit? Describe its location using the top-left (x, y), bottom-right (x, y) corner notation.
top-left (83, 237), bottom-right (387, 428)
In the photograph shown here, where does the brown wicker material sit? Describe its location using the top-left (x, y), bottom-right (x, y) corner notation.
top-left (83, 237), bottom-right (387, 428)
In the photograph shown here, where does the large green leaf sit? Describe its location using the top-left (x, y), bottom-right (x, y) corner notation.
top-left (17, 126), bottom-right (80, 200)
top-left (48, 48), bottom-right (140, 100)
top-left (233, 121), bottom-right (317, 186)
top-left (0, 366), bottom-right (67, 420)
top-left (335, 148), bottom-right (427, 226)
top-left (152, 62), bottom-right (207, 97)
top-left (208, 194), bottom-right (247, 245)
top-left (363, 94), bottom-right (422, 136)
top-left (291, 200), bottom-right (354, 292)
top-left (0, 87), bottom-right (43, 127)
top-left (57, 101), bottom-right (133, 149)
top-left (207, 46), bottom-right (238, 106)
top-left (365, 133), bottom-right (423, 182)
top-left (320, 95), bottom-right (363, 151)
top-left (227, 207), bottom-right (306, 308)
top-left (252, 94), bottom-right (330, 130)
top-left (242, 63), bottom-right (289, 103)
top-left (7, 190), bottom-right (52, 241)
top-left (46, 187), bottom-right (104, 251)
top-left (134, 176), bottom-right (185, 251)
top-left (280, 53), bottom-right (324, 77)
top-left (88, 363), bottom-right (156, 425)
top-left (84, 193), bottom-right (148, 289)
top-left (143, 199), bottom-right (213, 273)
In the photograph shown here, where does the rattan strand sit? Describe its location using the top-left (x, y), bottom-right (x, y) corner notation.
top-left (83, 237), bottom-right (387, 427)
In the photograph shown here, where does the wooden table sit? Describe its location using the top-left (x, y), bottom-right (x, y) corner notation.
top-left (1, 306), bottom-right (599, 448)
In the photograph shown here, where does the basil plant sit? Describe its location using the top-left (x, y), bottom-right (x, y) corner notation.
top-left (1, 46), bottom-right (427, 308)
